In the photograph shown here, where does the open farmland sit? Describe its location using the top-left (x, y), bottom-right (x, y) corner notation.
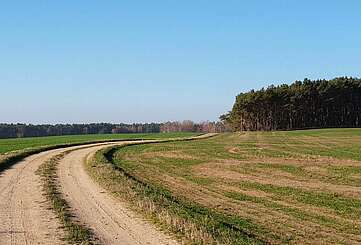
top-left (94, 128), bottom-right (361, 244)
top-left (0, 132), bottom-right (198, 154)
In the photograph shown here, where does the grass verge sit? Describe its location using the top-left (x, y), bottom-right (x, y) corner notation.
top-left (36, 151), bottom-right (96, 244)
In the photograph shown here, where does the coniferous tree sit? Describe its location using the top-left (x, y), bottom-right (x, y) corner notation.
top-left (223, 77), bottom-right (361, 131)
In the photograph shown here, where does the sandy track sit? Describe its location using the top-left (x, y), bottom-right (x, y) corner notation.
top-left (0, 143), bottom-right (118, 244)
top-left (57, 142), bottom-right (178, 245)
top-left (0, 148), bottom-right (67, 245)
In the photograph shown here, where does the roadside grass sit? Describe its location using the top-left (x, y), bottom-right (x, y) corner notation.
top-left (95, 129), bottom-right (361, 244)
top-left (36, 152), bottom-right (96, 244)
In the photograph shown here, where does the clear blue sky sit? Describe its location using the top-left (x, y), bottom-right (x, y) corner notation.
top-left (1, 1), bottom-right (360, 124)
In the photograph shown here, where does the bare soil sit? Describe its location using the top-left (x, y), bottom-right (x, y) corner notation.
top-left (0, 149), bottom-right (66, 244)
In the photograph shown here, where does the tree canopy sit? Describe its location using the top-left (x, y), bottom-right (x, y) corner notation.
top-left (223, 77), bottom-right (361, 131)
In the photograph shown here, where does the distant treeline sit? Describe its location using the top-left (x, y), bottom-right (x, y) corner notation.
top-left (222, 77), bottom-right (361, 131)
top-left (0, 121), bottom-right (229, 139)
top-left (160, 120), bottom-right (229, 133)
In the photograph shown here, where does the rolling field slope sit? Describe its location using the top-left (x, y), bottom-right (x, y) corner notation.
top-left (93, 128), bottom-right (361, 244)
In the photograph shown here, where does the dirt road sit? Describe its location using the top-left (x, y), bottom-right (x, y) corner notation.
top-left (58, 142), bottom-right (178, 245)
top-left (0, 148), bottom-right (67, 245)
top-left (0, 141), bottom-right (179, 245)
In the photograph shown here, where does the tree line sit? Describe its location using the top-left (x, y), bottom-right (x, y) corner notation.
top-left (160, 120), bottom-right (229, 133)
top-left (0, 121), bottom-right (229, 139)
top-left (221, 77), bottom-right (361, 131)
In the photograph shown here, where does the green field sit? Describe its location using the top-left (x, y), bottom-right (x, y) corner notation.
top-left (0, 132), bottom-right (198, 155)
top-left (91, 128), bottom-right (361, 244)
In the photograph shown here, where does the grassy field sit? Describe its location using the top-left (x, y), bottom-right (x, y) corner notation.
top-left (0, 132), bottom-right (197, 155)
top-left (95, 128), bottom-right (361, 244)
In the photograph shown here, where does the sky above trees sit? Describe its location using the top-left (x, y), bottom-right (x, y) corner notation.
top-left (1, 1), bottom-right (361, 124)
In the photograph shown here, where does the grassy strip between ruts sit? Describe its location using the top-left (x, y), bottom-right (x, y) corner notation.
top-left (86, 140), bottom-right (269, 245)
top-left (36, 150), bottom-right (97, 245)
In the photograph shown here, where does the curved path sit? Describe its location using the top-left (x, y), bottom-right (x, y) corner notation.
top-left (0, 141), bottom-right (179, 245)
top-left (58, 142), bottom-right (178, 245)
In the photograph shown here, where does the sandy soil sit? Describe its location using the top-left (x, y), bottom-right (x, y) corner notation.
top-left (0, 148), bottom-right (67, 245)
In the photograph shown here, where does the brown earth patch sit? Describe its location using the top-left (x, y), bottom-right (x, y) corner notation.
top-left (216, 154), bottom-right (361, 168)
top-left (228, 147), bottom-right (240, 154)
top-left (141, 151), bottom-right (199, 160)
top-left (219, 184), bottom-right (272, 198)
